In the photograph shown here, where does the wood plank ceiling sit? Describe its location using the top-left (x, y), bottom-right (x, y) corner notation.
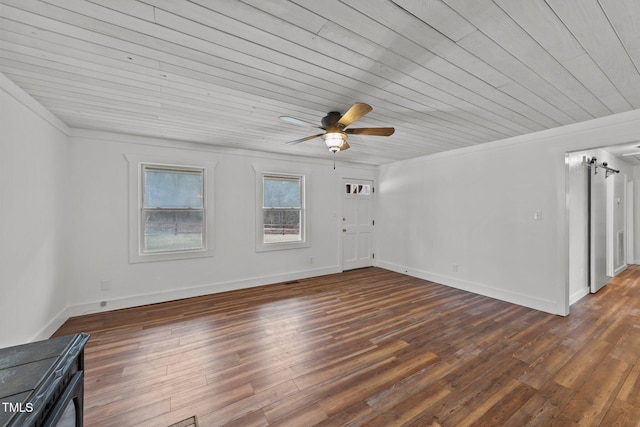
top-left (1, 0), bottom-right (640, 165)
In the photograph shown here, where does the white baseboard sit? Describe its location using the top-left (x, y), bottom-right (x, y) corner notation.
top-left (32, 265), bottom-right (341, 341)
top-left (377, 260), bottom-right (561, 315)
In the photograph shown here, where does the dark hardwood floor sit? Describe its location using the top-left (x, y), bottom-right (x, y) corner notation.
top-left (53, 266), bottom-right (640, 426)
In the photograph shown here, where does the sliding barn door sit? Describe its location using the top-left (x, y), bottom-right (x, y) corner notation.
top-left (590, 164), bottom-right (610, 293)
top-left (342, 179), bottom-right (374, 271)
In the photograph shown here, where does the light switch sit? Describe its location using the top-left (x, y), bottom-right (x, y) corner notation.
top-left (534, 210), bottom-right (542, 220)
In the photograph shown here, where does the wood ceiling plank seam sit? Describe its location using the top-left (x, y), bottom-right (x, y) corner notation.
top-left (134, 8), bottom-right (504, 140)
top-left (0, 33), bottom-right (177, 86)
top-left (2, 0), bottom-right (306, 110)
top-left (389, 109), bottom-right (502, 145)
top-left (0, 45), bottom-right (330, 122)
top-left (0, 17), bottom-right (162, 70)
top-left (84, 0), bottom-right (156, 21)
top-left (558, 52), bottom-right (633, 115)
top-left (135, 1), bottom-right (396, 89)
top-left (0, 65), bottom-right (199, 111)
top-left (598, 0), bottom-right (640, 96)
top-left (0, 46), bottom-right (186, 93)
top-left (0, 53), bottom-right (163, 92)
top-left (312, 23), bottom-right (547, 133)
top-left (1, 2), bottom-right (291, 79)
top-left (389, 0), bottom-right (509, 89)
top-left (456, 30), bottom-right (592, 123)
top-left (216, 59), bottom-right (513, 142)
top-left (7, 87), bottom-right (283, 143)
top-left (545, 0), bottom-right (640, 108)
top-left (3, 0), bottom-right (520, 144)
top-left (39, 99), bottom-right (160, 121)
top-left (320, 0), bottom-right (571, 130)
top-left (4, 72), bottom-right (154, 103)
top-left (192, 0), bottom-right (546, 133)
top-left (489, 81), bottom-right (575, 127)
top-left (148, 0), bottom-right (532, 138)
top-left (387, 1), bottom-right (588, 124)
top-left (493, 0), bottom-right (632, 115)
top-left (55, 110), bottom-right (272, 140)
top-left (61, 118), bottom-right (238, 144)
top-left (146, 2), bottom-right (522, 139)
top-left (17, 81), bottom-right (280, 128)
top-left (240, 0), bottom-right (541, 136)
top-left (390, 0), bottom-right (476, 42)
top-left (333, 0), bottom-right (554, 131)
top-left (14, 82), bottom-right (163, 110)
top-left (321, 21), bottom-right (567, 130)
top-left (411, 57), bottom-right (554, 130)
top-left (237, 0), bottom-right (329, 35)
top-left (441, 0), bottom-right (609, 119)
top-left (47, 100), bottom-right (313, 140)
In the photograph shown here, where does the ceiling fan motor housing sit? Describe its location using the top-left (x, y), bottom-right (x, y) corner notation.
top-left (321, 112), bottom-right (343, 130)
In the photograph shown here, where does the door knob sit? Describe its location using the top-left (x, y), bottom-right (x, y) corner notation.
top-left (342, 228), bottom-right (347, 232)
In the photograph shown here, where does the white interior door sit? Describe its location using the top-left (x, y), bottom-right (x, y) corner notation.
top-left (590, 164), bottom-right (610, 293)
top-left (342, 179), bottom-right (373, 271)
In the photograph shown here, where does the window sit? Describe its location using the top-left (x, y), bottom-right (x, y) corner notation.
top-left (141, 164), bottom-right (204, 253)
top-left (126, 154), bottom-right (216, 263)
top-left (345, 182), bottom-right (371, 195)
top-left (255, 171), bottom-right (309, 252)
top-left (263, 175), bottom-right (303, 243)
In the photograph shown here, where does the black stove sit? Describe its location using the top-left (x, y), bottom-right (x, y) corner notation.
top-left (0, 333), bottom-right (89, 427)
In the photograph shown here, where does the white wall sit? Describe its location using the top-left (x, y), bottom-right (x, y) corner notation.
top-left (376, 109), bottom-right (640, 315)
top-left (0, 75), bottom-right (70, 347)
top-left (62, 130), bottom-right (376, 318)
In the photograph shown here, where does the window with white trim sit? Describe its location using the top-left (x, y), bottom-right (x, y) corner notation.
top-left (141, 164), bottom-right (205, 253)
top-left (126, 154), bottom-right (216, 263)
top-left (255, 172), bottom-right (309, 252)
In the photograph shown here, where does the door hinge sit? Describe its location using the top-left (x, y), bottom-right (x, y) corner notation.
top-left (372, 187), bottom-right (375, 193)
top-left (372, 253), bottom-right (375, 259)
top-left (372, 219), bottom-right (375, 226)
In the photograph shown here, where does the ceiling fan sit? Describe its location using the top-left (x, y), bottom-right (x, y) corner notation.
top-left (279, 102), bottom-right (395, 153)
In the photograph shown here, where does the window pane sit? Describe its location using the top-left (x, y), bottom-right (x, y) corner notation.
top-left (144, 168), bottom-right (203, 208)
top-left (143, 210), bottom-right (204, 252)
top-left (263, 209), bottom-right (301, 243)
top-left (263, 177), bottom-right (301, 208)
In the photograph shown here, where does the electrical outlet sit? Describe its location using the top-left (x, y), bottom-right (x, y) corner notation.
top-left (452, 263), bottom-right (459, 272)
top-left (100, 280), bottom-right (111, 291)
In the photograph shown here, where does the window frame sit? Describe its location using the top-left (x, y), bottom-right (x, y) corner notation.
top-left (255, 170), bottom-right (310, 252)
top-left (141, 163), bottom-right (205, 254)
top-left (126, 154), bottom-right (216, 263)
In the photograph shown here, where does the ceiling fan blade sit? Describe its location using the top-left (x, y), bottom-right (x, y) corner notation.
top-left (345, 127), bottom-right (395, 136)
top-left (279, 116), bottom-right (322, 129)
top-left (339, 141), bottom-right (350, 151)
top-left (285, 133), bottom-right (325, 145)
top-left (337, 102), bottom-right (372, 128)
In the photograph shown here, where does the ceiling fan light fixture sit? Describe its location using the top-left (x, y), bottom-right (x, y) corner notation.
top-left (323, 132), bottom-right (346, 153)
